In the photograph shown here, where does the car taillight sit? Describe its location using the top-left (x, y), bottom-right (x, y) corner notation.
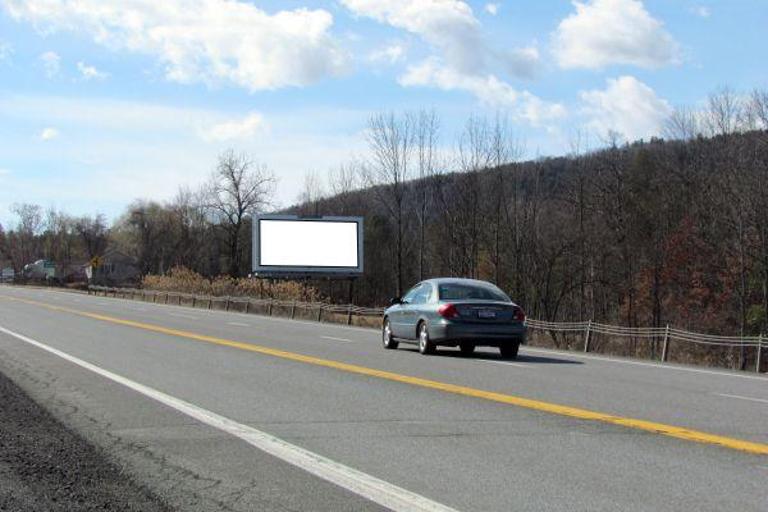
top-left (513, 307), bottom-right (526, 322)
top-left (438, 303), bottom-right (459, 319)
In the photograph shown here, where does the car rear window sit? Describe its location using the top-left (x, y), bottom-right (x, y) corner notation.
top-left (438, 284), bottom-right (509, 301)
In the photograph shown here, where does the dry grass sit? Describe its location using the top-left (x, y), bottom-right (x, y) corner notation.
top-left (142, 267), bottom-right (323, 301)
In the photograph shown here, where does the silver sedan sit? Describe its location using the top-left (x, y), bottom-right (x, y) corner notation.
top-left (382, 278), bottom-right (527, 359)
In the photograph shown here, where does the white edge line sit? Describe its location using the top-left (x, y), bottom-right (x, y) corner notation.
top-left (0, 324), bottom-right (458, 512)
top-left (167, 313), bottom-right (199, 320)
top-left (714, 393), bottom-right (768, 404)
top-left (521, 347), bottom-right (767, 381)
top-left (227, 322), bottom-right (251, 327)
top-left (479, 360), bottom-right (527, 369)
top-left (321, 336), bottom-right (353, 343)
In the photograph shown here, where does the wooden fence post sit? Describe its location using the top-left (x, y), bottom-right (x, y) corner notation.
top-left (347, 305), bottom-right (353, 325)
top-left (291, 301), bottom-right (296, 319)
top-left (661, 324), bottom-right (670, 362)
top-left (267, 301), bottom-right (273, 316)
top-left (225, 297), bottom-right (231, 311)
top-left (317, 306), bottom-right (323, 322)
top-left (244, 300), bottom-right (250, 314)
top-left (191, 296), bottom-right (196, 308)
top-left (583, 320), bottom-right (592, 353)
top-left (756, 334), bottom-right (763, 373)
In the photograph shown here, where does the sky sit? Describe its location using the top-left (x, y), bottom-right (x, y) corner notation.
top-left (0, 0), bottom-right (766, 227)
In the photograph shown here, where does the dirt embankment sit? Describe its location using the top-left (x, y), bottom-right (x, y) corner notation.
top-left (0, 370), bottom-right (172, 512)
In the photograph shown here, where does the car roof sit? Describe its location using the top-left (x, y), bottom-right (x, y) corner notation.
top-left (421, 278), bottom-right (500, 288)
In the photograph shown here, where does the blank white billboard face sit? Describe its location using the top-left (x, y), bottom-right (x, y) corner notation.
top-left (259, 219), bottom-right (359, 269)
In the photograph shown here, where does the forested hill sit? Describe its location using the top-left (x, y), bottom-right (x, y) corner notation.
top-left (2, 128), bottom-right (766, 339)
top-left (289, 129), bottom-right (768, 337)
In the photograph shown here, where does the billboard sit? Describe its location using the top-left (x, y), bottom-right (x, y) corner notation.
top-left (252, 215), bottom-right (364, 276)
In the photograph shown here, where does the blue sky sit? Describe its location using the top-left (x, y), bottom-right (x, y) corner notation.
top-left (0, 0), bottom-right (766, 227)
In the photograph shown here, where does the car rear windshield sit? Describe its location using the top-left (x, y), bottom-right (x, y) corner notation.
top-left (438, 284), bottom-right (509, 301)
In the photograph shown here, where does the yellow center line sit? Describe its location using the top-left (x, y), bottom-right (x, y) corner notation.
top-left (3, 293), bottom-right (768, 456)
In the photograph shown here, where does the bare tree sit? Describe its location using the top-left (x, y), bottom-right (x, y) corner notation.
top-left (297, 171), bottom-right (326, 216)
top-left (705, 86), bottom-right (744, 136)
top-left (328, 160), bottom-right (362, 215)
top-left (360, 112), bottom-right (414, 296)
top-left (748, 88), bottom-right (768, 130)
top-left (206, 150), bottom-right (276, 277)
top-left (10, 203), bottom-right (42, 268)
top-left (489, 113), bottom-right (523, 286)
top-left (43, 208), bottom-right (75, 263)
top-left (74, 214), bottom-right (108, 259)
top-left (413, 109), bottom-right (440, 280)
top-left (664, 106), bottom-right (702, 140)
top-left (456, 114), bottom-right (493, 278)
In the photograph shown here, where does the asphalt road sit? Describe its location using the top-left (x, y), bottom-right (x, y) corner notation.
top-left (0, 285), bottom-right (766, 511)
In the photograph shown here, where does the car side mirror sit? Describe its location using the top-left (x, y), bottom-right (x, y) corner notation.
top-left (390, 297), bottom-right (402, 306)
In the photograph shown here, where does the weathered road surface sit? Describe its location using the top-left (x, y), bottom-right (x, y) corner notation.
top-left (0, 285), bottom-right (766, 511)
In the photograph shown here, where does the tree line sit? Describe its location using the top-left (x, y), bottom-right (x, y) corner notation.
top-left (1, 87), bottom-right (767, 357)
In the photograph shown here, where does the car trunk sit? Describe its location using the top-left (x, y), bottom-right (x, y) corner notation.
top-left (446, 300), bottom-right (521, 324)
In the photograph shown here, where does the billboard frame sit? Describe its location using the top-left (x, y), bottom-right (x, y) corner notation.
top-left (252, 215), bottom-right (364, 278)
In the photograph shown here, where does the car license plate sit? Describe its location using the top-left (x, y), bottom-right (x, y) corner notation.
top-left (478, 310), bottom-right (496, 319)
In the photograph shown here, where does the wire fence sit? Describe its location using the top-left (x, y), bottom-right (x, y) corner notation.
top-left (88, 286), bottom-right (765, 373)
top-left (527, 319), bottom-right (764, 372)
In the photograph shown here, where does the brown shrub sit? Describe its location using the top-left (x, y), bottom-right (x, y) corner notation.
top-left (141, 266), bottom-right (323, 302)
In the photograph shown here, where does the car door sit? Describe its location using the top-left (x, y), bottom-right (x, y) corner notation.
top-left (391, 284), bottom-right (421, 338)
top-left (400, 283), bottom-right (431, 339)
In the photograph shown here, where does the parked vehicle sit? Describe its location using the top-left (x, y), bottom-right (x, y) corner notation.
top-left (382, 278), bottom-right (527, 359)
top-left (0, 267), bottom-right (14, 283)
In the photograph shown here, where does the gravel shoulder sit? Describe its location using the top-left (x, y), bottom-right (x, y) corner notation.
top-left (0, 369), bottom-right (173, 512)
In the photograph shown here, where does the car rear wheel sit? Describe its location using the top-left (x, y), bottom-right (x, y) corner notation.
top-left (459, 343), bottom-right (475, 356)
top-left (418, 322), bottom-right (435, 355)
top-left (382, 319), bottom-right (398, 350)
top-left (499, 342), bottom-right (520, 360)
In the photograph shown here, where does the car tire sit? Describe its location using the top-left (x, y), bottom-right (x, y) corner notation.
top-left (499, 342), bottom-right (520, 360)
top-left (382, 319), bottom-right (398, 350)
top-left (459, 343), bottom-right (475, 356)
top-left (418, 322), bottom-right (436, 355)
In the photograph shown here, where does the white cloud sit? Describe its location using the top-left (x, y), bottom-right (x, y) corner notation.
top-left (342, 0), bottom-right (536, 78)
top-left (579, 75), bottom-right (672, 141)
top-left (553, 0), bottom-right (681, 69)
top-left (3, 0), bottom-right (347, 91)
top-left (344, 1), bottom-right (556, 126)
top-left (342, 0), bottom-right (482, 73)
top-left (40, 127), bottom-right (59, 140)
top-left (200, 112), bottom-right (267, 142)
top-left (368, 43), bottom-right (406, 64)
top-left (501, 46), bottom-right (539, 78)
top-left (400, 60), bottom-right (565, 125)
top-left (692, 6), bottom-right (711, 18)
top-left (77, 61), bottom-right (109, 80)
top-left (39, 51), bottom-right (60, 77)
top-left (485, 3), bottom-right (500, 16)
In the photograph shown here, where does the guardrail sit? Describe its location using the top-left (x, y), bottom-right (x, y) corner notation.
top-left (88, 286), bottom-right (386, 325)
top-left (88, 286), bottom-right (765, 373)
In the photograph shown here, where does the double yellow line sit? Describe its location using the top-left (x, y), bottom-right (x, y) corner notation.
top-left (3, 293), bottom-right (767, 456)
